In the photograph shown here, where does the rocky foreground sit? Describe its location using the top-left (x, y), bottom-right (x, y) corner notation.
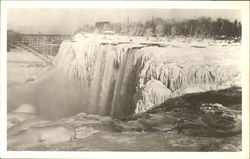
top-left (7, 87), bottom-right (241, 151)
top-left (7, 33), bottom-right (241, 151)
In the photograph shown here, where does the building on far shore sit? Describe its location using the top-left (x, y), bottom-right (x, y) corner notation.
top-left (95, 21), bottom-right (114, 34)
top-left (95, 21), bottom-right (110, 28)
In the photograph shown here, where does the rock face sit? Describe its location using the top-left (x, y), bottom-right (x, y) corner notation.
top-left (200, 103), bottom-right (241, 131)
top-left (8, 33), bottom-right (241, 119)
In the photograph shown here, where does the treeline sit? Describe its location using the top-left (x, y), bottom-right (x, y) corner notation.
top-left (77, 17), bottom-right (241, 39)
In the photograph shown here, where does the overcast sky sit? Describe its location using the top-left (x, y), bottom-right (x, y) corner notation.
top-left (8, 9), bottom-right (241, 35)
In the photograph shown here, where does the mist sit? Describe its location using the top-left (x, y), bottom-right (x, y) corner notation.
top-left (7, 70), bottom-right (85, 120)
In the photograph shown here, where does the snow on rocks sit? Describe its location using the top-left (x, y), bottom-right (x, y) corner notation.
top-left (75, 126), bottom-right (99, 139)
top-left (200, 103), bottom-right (241, 132)
top-left (8, 104), bottom-right (37, 129)
top-left (13, 103), bottom-right (37, 114)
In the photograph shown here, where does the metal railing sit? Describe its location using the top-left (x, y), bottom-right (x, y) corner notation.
top-left (9, 40), bottom-right (54, 66)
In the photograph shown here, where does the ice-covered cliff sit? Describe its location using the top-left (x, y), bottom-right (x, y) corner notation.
top-left (8, 33), bottom-right (241, 119)
top-left (50, 33), bottom-right (241, 117)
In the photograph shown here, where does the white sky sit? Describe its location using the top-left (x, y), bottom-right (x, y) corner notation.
top-left (8, 9), bottom-right (241, 35)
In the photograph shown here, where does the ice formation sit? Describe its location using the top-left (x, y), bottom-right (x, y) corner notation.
top-left (133, 79), bottom-right (172, 114)
top-left (9, 33), bottom-right (241, 119)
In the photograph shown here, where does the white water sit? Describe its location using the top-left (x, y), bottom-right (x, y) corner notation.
top-left (52, 39), bottom-right (142, 118)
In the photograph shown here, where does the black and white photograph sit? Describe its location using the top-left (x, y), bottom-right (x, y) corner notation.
top-left (0, 1), bottom-right (249, 158)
